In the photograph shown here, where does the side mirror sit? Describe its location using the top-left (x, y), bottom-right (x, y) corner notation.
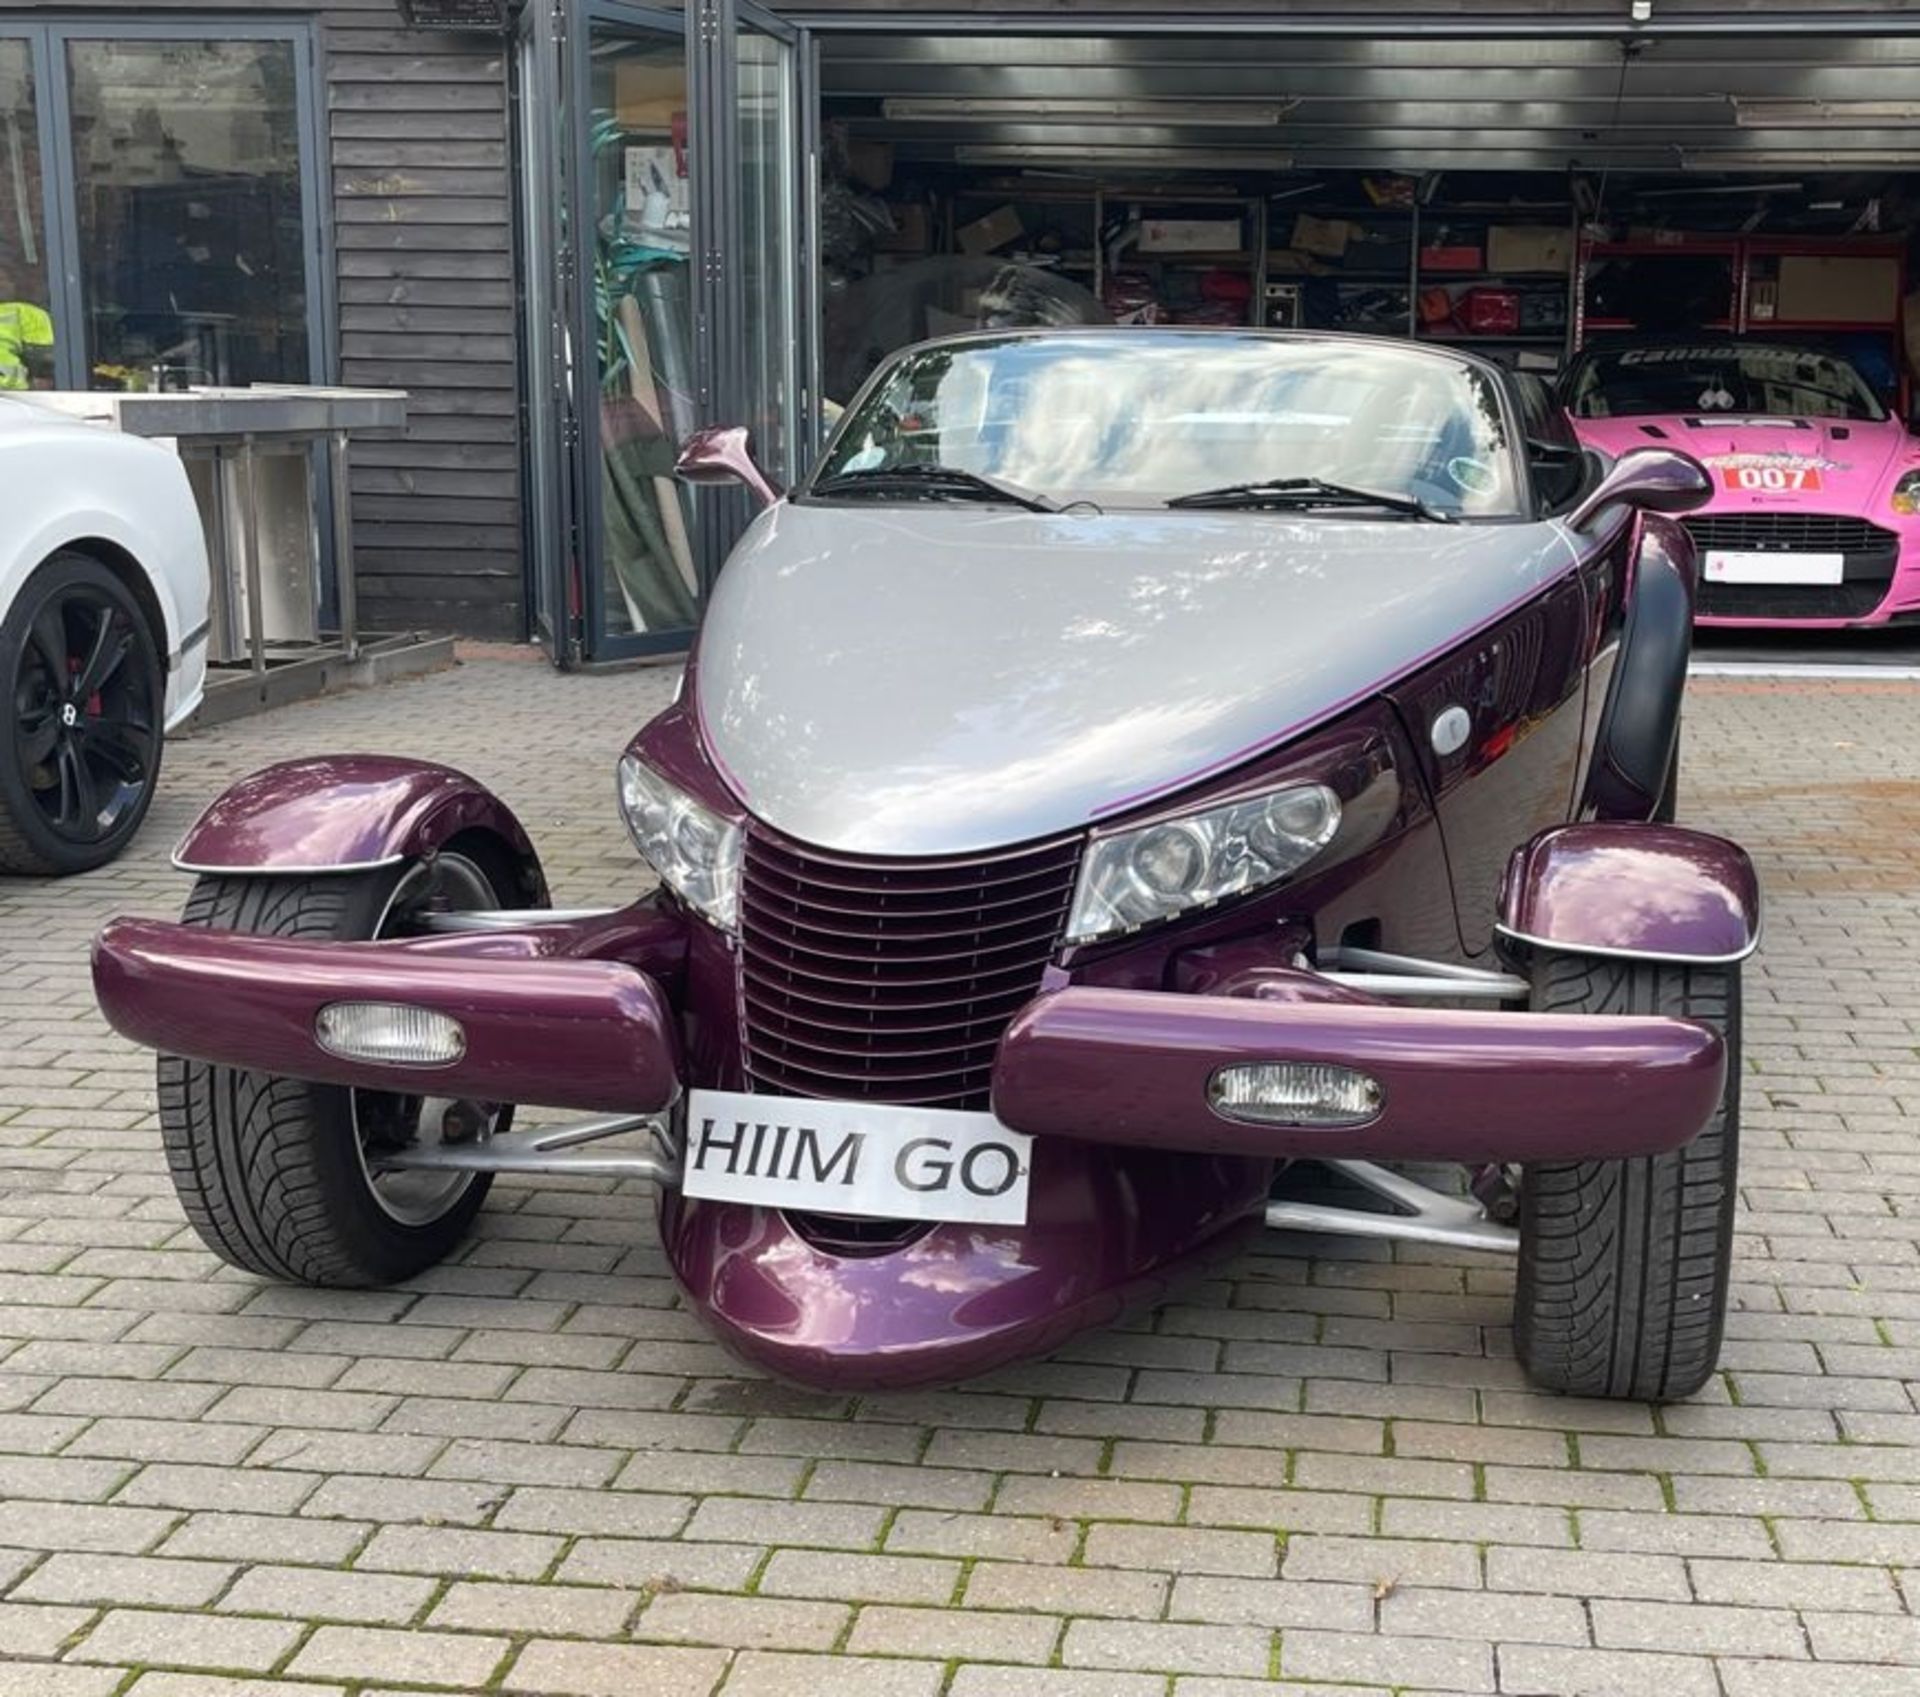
top-left (1569, 446), bottom-right (1713, 534)
top-left (673, 425), bottom-right (781, 510)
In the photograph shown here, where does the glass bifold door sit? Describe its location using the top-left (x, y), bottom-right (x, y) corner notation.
top-left (520, 0), bottom-right (811, 663)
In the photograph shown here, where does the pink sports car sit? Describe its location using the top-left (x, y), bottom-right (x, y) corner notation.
top-left (1564, 340), bottom-right (1920, 628)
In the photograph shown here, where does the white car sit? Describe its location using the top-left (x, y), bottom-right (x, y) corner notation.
top-left (0, 398), bottom-right (209, 874)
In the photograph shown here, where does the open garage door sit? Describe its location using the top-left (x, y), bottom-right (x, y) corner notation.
top-left (803, 24), bottom-right (1920, 656)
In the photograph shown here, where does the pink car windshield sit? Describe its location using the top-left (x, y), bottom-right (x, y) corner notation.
top-left (1568, 343), bottom-right (1886, 423)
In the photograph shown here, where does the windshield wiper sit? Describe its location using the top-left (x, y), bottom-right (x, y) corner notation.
top-left (810, 465), bottom-right (1057, 513)
top-left (1166, 477), bottom-right (1453, 522)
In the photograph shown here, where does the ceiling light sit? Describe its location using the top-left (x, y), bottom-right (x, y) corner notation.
top-left (953, 145), bottom-right (1295, 171)
top-left (885, 98), bottom-right (1291, 128)
top-left (1731, 98), bottom-right (1920, 128)
top-left (1682, 149), bottom-right (1916, 171)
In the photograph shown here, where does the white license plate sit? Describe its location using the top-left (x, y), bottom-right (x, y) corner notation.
top-left (1704, 549), bottom-right (1844, 586)
top-left (682, 1089), bottom-right (1033, 1226)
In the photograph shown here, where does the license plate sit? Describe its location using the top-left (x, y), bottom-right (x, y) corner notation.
top-left (682, 1089), bottom-right (1033, 1226)
top-left (1718, 465), bottom-right (1823, 493)
top-left (1704, 550), bottom-right (1844, 586)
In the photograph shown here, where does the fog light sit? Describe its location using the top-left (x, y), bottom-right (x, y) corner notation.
top-left (315, 1002), bottom-right (466, 1067)
top-left (1207, 1062), bottom-right (1384, 1127)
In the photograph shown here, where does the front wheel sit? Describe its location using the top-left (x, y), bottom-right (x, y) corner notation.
top-left (1513, 950), bottom-right (1739, 1401)
top-left (158, 854), bottom-right (513, 1286)
top-left (0, 552), bottom-right (164, 875)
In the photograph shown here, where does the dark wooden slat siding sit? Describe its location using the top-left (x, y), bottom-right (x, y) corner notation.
top-left (327, 31), bottom-right (522, 640)
top-left (14, 0), bottom-right (526, 640)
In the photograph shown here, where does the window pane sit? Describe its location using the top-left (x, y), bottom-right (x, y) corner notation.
top-left (66, 38), bottom-right (309, 390)
top-left (589, 22), bottom-right (699, 641)
top-left (0, 39), bottom-right (55, 390)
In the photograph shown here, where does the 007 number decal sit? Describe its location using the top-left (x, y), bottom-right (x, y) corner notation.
top-left (1719, 464), bottom-right (1822, 492)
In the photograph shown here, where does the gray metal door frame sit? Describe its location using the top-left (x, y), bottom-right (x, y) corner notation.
top-left (513, 0), bottom-right (575, 660)
top-left (525, 0), bottom-right (815, 663)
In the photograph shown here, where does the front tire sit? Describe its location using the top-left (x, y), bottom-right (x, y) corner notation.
top-left (1513, 950), bottom-right (1739, 1401)
top-left (0, 552), bottom-right (165, 875)
top-left (158, 856), bottom-right (509, 1286)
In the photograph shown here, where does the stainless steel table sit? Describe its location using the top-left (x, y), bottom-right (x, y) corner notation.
top-left (17, 385), bottom-right (408, 670)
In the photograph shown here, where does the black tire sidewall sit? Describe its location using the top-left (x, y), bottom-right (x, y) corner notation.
top-left (1514, 948), bottom-right (1740, 1401)
top-left (172, 861), bottom-right (499, 1285)
top-left (0, 552), bottom-right (165, 875)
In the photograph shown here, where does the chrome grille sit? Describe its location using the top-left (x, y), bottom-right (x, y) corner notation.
top-left (739, 829), bottom-right (1082, 1110)
top-left (1684, 513), bottom-right (1898, 556)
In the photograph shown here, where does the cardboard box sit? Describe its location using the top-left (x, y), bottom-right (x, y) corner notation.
top-left (1487, 225), bottom-right (1573, 274)
top-left (614, 61), bottom-right (684, 131)
top-left (1266, 248), bottom-right (1325, 275)
top-left (1291, 214), bottom-right (1351, 259)
top-left (1141, 217), bottom-right (1244, 255)
top-left (874, 204), bottom-right (931, 254)
top-left (958, 204), bottom-right (1022, 255)
top-left (1776, 254), bottom-right (1901, 325)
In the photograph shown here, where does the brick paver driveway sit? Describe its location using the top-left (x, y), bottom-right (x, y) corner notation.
top-left (2, 654), bottom-right (1917, 1697)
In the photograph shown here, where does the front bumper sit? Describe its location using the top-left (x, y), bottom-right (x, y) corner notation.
top-left (94, 914), bottom-right (1727, 1389)
top-left (993, 982), bottom-right (1724, 1163)
top-left (94, 918), bottom-right (1724, 1164)
top-left (1689, 516), bottom-right (1920, 628)
top-left (92, 915), bottom-right (683, 1116)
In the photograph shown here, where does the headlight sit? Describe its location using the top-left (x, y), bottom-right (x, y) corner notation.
top-left (1894, 471), bottom-right (1920, 516)
top-left (617, 754), bottom-right (742, 930)
top-left (1066, 781), bottom-right (1341, 945)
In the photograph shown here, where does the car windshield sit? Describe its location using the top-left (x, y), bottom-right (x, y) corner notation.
top-left (1567, 343), bottom-right (1887, 422)
top-left (811, 332), bottom-right (1523, 518)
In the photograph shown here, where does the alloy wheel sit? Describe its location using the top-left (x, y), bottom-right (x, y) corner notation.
top-left (12, 582), bottom-right (158, 847)
top-left (352, 854), bottom-right (505, 1227)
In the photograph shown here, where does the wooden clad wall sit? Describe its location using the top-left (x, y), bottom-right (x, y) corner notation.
top-left (17, 0), bottom-right (524, 639)
top-left (327, 15), bottom-right (520, 639)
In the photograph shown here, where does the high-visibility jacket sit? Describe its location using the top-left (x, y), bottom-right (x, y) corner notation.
top-left (0, 301), bottom-right (54, 391)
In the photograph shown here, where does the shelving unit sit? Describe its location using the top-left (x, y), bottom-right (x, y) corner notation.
top-left (1094, 186), bottom-right (1267, 328)
top-left (907, 176), bottom-right (1910, 392)
top-left (1573, 233), bottom-right (1908, 362)
top-left (930, 180), bottom-right (1269, 327)
top-left (1265, 195), bottom-right (1579, 369)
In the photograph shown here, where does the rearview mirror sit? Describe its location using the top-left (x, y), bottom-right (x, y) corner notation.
top-left (673, 425), bottom-right (781, 510)
top-left (1569, 446), bottom-right (1713, 534)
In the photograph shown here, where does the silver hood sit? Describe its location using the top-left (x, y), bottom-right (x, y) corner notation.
top-left (695, 502), bottom-right (1582, 856)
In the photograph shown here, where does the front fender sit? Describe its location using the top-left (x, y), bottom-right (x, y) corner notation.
top-left (1584, 513), bottom-right (1693, 821)
top-left (1497, 822), bottom-right (1759, 965)
top-left (172, 755), bottom-right (546, 901)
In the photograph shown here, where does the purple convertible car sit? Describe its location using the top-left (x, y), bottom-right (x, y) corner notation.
top-left (94, 330), bottom-right (1757, 1400)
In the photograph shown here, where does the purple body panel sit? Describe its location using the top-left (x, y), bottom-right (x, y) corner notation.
top-left (173, 755), bottom-right (545, 898)
top-left (1383, 570), bottom-right (1593, 954)
top-left (1501, 823), bottom-right (1761, 963)
top-left (656, 1141), bottom-right (1269, 1390)
top-left (93, 917), bottom-right (680, 1114)
top-left (992, 983), bottom-right (1726, 1163)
